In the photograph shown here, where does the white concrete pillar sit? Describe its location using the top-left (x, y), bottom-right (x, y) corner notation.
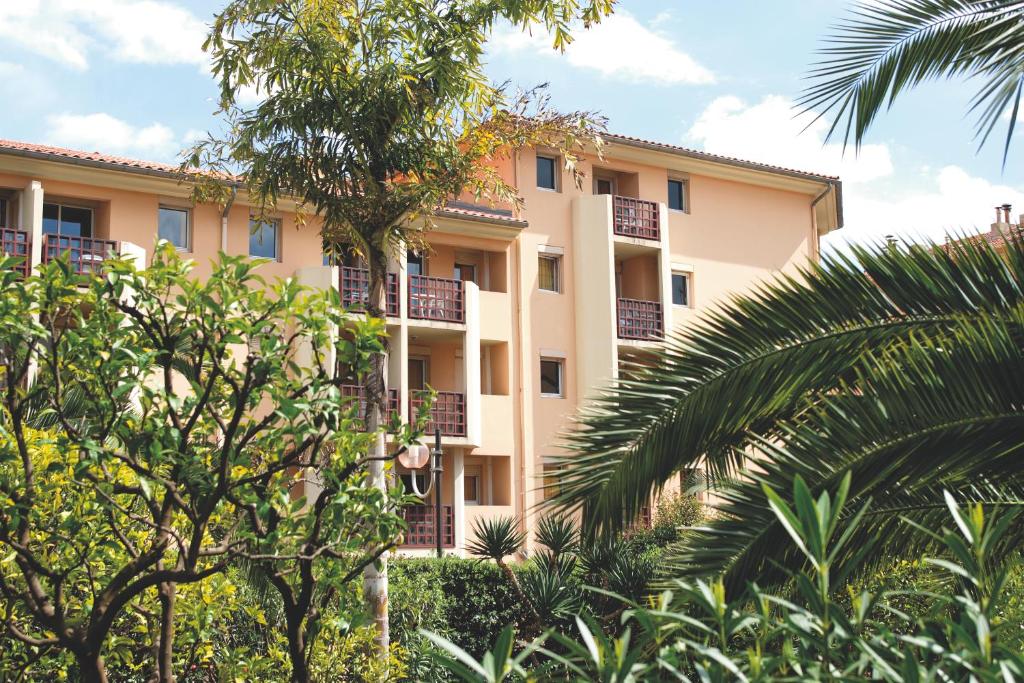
top-left (464, 281), bottom-right (482, 447)
top-left (452, 448), bottom-right (466, 552)
top-left (22, 181), bottom-right (43, 272)
top-left (656, 202), bottom-right (673, 337)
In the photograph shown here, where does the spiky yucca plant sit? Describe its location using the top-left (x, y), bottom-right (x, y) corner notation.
top-left (547, 235), bottom-right (1024, 592)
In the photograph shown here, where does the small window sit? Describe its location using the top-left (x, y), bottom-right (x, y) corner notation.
top-left (407, 250), bottom-right (425, 276)
top-left (249, 217), bottom-right (279, 260)
top-left (540, 358), bottom-right (564, 397)
top-left (542, 463), bottom-right (564, 500)
top-left (454, 263), bottom-right (476, 284)
top-left (595, 177), bottom-right (615, 195)
top-left (668, 179), bottom-right (687, 212)
top-left (672, 272), bottom-right (690, 307)
top-left (538, 254), bottom-right (561, 292)
top-left (43, 202), bottom-right (93, 237)
top-left (464, 474), bottom-right (480, 504)
top-left (400, 472), bottom-right (428, 494)
top-left (536, 155), bottom-right (557, 191)
top-left (158, 206), bottom-right (191, 251)
top-left (0, 198), bottom-right (7, 228)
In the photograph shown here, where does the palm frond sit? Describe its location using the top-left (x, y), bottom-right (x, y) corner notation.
top-left (548, 235), bottom-right (1024, 538)
top-left (800, 0), bottom-right (1024, 160)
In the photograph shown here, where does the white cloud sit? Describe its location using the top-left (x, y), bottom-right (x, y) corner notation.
top-left (489, 12), bottom-right (714, 85)
top-left (0, 0), bottom-right (208, 71)
top-left (46, 112), bottom-right (182, 159)
top-left (687, 95), bottom-right (893, 183)
top-left (825, 166), bottom-right (1024, 253)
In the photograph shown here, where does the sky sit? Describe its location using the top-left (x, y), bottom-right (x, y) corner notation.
top-left (0, 0), bottom-right (1022, 254)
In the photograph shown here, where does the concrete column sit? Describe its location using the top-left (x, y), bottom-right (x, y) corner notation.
top-left (571, 194), bottom-right (618, 403)
top-left (22, 181), bottom-right (43, 273)
top-left (656, 202), bottom-right (673, 337)
top-left (452, 448), bottom-right (466, 552)
top-left (464, 282), bottom-right (482, 447)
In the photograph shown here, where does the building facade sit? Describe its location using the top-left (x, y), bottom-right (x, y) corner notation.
top-left (0, 135), bottom-right (842, 554)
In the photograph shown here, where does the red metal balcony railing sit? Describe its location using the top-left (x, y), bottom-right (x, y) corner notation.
top-left (612, 196), bottom-right (660, 241)
top-left (42, 234), bottom-right (119, 276)
top-left (338, 267), bottom-right (399, 317)
top-left (0, 227), bottom-right (30, 278)
top-left (340, 384), bottom-right (399, 429)
top-left (409, 390), bottom-right (466, 437)
top-left (617, 298), bottom-right (663, 340)
top-left (401, 504), bottom-right (454, 548)
top-left (408, 275), bottom-right (464, 323)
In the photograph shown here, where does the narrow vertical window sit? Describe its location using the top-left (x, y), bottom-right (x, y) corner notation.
top-left (540, 358), bottom-right (564, 397)
top-left (538, 254), bottom-right (561, 292)
top-left (249, 217), bottom-right (279, 260)
top-left (668, 179), bottom-right (687, 212)
top-left (672, 272), bottom-right (690, 306)
top-left (158, 206), bottom-right (191, 251)
top-left (536, 155), bottom-right (557, 190)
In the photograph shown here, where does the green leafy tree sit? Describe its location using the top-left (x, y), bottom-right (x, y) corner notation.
top-left (193, 0), bottom-right (612, 652)
top-left (547, 236), bottom-right (1024, 592)
top-left (0, 247), bottom-right (402, 682)
top-left (801, 0), bottom-right (1024, 161)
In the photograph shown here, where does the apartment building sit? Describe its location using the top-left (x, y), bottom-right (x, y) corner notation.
top-left (0, 135), bottom-right (842, 554)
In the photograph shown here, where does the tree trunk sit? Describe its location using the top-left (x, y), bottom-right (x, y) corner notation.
top-left (157, 581), bottom-right (176, 682)
top-left (362, 264), bottom-right (390, 658)
top-left (76, 650), bottom-right (109, 683)
top-left (285, 609), bottom-right (310, 683)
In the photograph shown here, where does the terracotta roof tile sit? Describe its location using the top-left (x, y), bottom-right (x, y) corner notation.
top-left (603, 132), bottom-right (840, 181)
top-left (0, 138), bottom-right (190, 175)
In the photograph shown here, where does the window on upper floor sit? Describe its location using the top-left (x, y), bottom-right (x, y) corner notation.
top-left (672, 272), bottom-right (691, 307)
top-left (158, 206), bottom-right (191, 251)
top-left (542, 462), bottom-right (565, 500)
top-left (43, 202), bottom-right (93, 237)
top-left (0, 198), bottom-right (7, 228)
top-left (407, 250), bottom-right (425, 276)
top-left (538, 254), bottom-right (561, 292)
top-left (540, 358), bottom-right (564, 397)
top-left (454, 262), bottom-right (476, 284)
top-left (249, 217), bottom-right (280, 260)
top-left (668, 178), bottom-right (688, 212)
top-left (536, 154), bottom-right (558, 191)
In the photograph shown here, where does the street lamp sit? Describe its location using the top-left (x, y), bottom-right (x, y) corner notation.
top-left (397, 427), bottom-right (444, 558)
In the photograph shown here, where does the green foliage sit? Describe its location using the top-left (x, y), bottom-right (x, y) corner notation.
top-left (0, 248), bottom-right (405, 680)
top-left (466, 516), bottom-right (526, 562)
top-left (801, 0), bottom-right (1024, 162)
top-left (433, 481), bottom-right (1024, 681)
top-left (551, 235), bottom-right (1024, 592)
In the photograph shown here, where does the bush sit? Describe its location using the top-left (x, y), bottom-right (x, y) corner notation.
top-left (390, 557), bottom-right (532, 660)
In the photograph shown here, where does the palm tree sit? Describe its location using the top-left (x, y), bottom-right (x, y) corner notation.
top-left (801, 0), bottom-right (1024, 162)
top-left (547, 236), bottom-right (1024, 592)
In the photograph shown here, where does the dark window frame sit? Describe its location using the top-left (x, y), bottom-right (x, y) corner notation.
top-left (536, 154), bottom-right (558, 191)
top-left (540, 357), bottom-right (564, 397)
top-left (672, 272), bottom-right (691, 307)
top-left (668, 178), bottom-right (688, 212)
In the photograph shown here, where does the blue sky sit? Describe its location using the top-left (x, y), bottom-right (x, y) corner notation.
top-left (1, 0), bottom-right (1021, 253)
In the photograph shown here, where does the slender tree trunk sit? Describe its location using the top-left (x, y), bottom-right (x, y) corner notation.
top-left (76, 649), bottom-right (109, 683)
top-left (156, 581), bottom-right (176, 682)
top-left (285, 609), bottom-right (310, 683)
top-left (362, 263), bottom-right (390, 657)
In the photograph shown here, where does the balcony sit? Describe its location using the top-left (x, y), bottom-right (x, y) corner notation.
top-left (409, 274), bottom-right (464, 323)
top-left (612, 196), bottom-right (660, 241)
top-left (340, 384), bottom-right (399, 429)
top-left (401, 504), bottom-right (454, 548)
top-left (42, 234), bottom-right (119, 276)
top-left (339, 266), bottom-right (399, 317)
top-left (1, 227), bottom-right (30, 278)
top-left (617, 298), bottom-right (663, 340)
top-left (410, 390), bottom-right (466, 437)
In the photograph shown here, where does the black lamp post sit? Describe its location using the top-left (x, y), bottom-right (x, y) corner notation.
top-left (431, 427), bottom-right (443, 558)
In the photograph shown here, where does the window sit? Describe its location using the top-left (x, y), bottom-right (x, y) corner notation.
top-left (594, 176), bottom-right (615, 195)
top-left (536, 154), bottom-right (557, 190)
top-left (454, 263), bottom-right (476, 284)
top-left (158, 206), bottom-right (191, 251)
top-left (668, 179), bottom-right (687, 212)
top-left (464, 474), bottom-right (480, 504)
top-left (672, 272), bottom-right (690, 307)
top-left (249, 217), bottom-right (279, 260)
top-left (400, 472), bottom-right (428, 495)
top-left (542, 463), bottom-right (564, 500)
top-left (540, 358), bottom-right (564, 397)
top-left (407, 250), bottom-right (424, 276)
top-left (43, 202), bottom-right (93, 236)
top-left (538, 254), bottom-right (561, 292)
top-left (408, 357), bottom-right (428, 391)
top-left (0, 198), bottom-right (7, 227)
